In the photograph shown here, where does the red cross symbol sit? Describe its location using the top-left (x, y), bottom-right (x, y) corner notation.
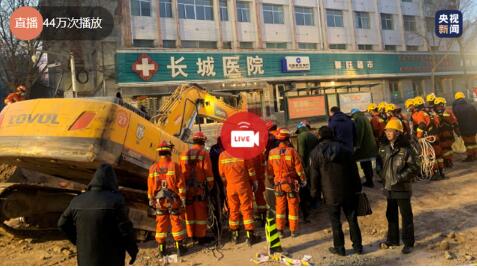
top-left (132, 53), bottom-right (158, 81)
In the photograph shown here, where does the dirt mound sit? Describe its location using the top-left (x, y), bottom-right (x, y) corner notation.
top-left (0, 164), bottom-right (19, 182)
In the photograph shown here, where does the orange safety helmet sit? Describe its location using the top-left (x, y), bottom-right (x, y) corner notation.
top-left (16, 85), bottom-right (26, 92)
top-left (276, 128), bottom-right (290, 141)
top-left (265, 120), bottom-right (277, 131)
top-left (192, 131), bottom-right (207, 141)
top-left (156, 140), bottom-right (173, 152)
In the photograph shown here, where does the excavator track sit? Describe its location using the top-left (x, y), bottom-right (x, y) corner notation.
top-left (0, 166), bottom-right (156, 239)
top-left (0, 182), bottom-right (79, 236)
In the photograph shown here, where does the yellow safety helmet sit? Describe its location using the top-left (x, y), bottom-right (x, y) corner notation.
top-left (385, 118), bottom-right (404, 132)
top-left (385, 103), bottom-right (396, 113)
top-left (455, 91), bottom-right (465, 100)
top-left (405, 98), bottom-right (415, 109)
top-left (434, 97), bottom-right (447, 105)
top-left (426, 93), bottom-right (436, 103)
top-left (377, 102), bottom-right (387, 112)
top-left (367, 103), bottom-right (377, 113)
top-left (414, 96), bottom-right (425, 106)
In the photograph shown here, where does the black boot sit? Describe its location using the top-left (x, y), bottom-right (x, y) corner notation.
top-left (158, 243), bottom-right (167, 258)
top-left (246, 230), bottom-right (260, 246)
top-left (231, 230), bottom-right (239, 244)
top-left (175, 241), bottom-right (187, 257)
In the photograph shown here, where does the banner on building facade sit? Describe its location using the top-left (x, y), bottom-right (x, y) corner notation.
top-left (338, 92), bottom-right (372, 114)
top-left (116, 51), bottom-right (473, 86)
top-left (286, 95), bottom-right (327, 120)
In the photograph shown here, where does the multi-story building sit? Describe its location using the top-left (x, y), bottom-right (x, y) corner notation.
top-left (47, 0), bottom-right (477, 126)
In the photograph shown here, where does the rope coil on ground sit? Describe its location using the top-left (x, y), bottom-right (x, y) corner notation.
top-left (418, 135), bottom-right (437, 181)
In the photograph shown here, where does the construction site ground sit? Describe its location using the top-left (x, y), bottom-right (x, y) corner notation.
top-left (0, 154), bottom-right (476, 266)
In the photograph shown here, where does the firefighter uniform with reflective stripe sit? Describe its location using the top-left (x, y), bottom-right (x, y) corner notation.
top-left (148, 157), bottom-right (186, 244)
top-left (412, 109), bottom-right (444, 170)
top-left (180, 144), bottom-right (214, 239)
top-left (267, 142), bottom-right (306, 234)
top-left (218, 151), bottom-right (257, 231)
top-left (252, 153), bottom-right (267, 217)
top-left (436, 108), bottom-right (459, 167)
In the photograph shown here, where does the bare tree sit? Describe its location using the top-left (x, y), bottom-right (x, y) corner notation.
top-left (0, 0), bottom-right (46, 98)
top-left (410, 0), bottom-right (477, 94)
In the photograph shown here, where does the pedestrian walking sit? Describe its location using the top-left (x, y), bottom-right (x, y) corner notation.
top-left (309, 126), bottom-right (363, 256)
top-left (58, 164), bottom-right (138, 266)
top-left (378, 118), bottom-right (417, 254)
top-left (351, 108), bottom-right (378, 188)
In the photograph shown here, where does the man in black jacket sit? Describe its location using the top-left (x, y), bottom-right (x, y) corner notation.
top-left (452, 92), bottom-right (477, 162)
top-left (378, 118), bottom-right (417, 254)
top-left (310, 126), bottom-right (363, 256)
top-left (58, 164), bottom-right (138, 266)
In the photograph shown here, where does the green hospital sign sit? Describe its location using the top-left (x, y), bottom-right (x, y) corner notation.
top-left (116, 50), bottom-right (471, 86)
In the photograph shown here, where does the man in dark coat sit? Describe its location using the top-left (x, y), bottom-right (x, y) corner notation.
top-left (351, 109), bottom-right (378, 188)
top-left (378, 118), bottom-right (417, 255)
top-left (58, 164), bottom-right (138, 266)
top-left (452, 92), bottom-right (477, 161)
top-left (310, 126), bottom-right (363, 256)
top-left (328, 106), bottom-right (357, 151)
top-left (296, 120), bottom-right (320, 220)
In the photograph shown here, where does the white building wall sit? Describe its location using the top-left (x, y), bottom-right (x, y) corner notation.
top-left (179, 20), bottom-right (217, 41)
top-left (131, 16), bottom-right (156, 39)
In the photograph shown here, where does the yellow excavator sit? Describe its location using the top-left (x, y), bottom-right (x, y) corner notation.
top-left (0, 84), bottom-right (245, 238)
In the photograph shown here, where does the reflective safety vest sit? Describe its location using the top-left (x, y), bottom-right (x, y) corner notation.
top-left (148, 158), bottom-right (185, 211)
top-left (267, 143), bottom-right (305, 187)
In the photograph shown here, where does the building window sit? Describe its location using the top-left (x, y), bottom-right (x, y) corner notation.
top-left (237, 1), bottom-right (250, 22)
top-left (220, 0), bottom-right (228, 21)
top-left (240, 41), bottom-right (253, 48)
top-left (222, 41), bottom-right (232, 49)
top-left (326, 9), bottom-right (344, 27)
top-left (263, 4), bottom-right (284, 24)
top-left (358, 44), bottom-right (373, 50)
top-left (406, 45), bottom-right (419, 51)
top-left (131, 0), bottom-right (151, 16)
top-left (401, 0), bottom-right (412, 2)
top-left (133, 39), bottom-right (155, 47)
top-left (355, 11), bottom-right (370, 29)
top-left (160, 0), bottom-right (173, 17)
top-left (163, 40), bottom-right (176, 48)
top-left (425, 17), bottom-right (434, 32)
top-left (298, 43), bottom-right (317, 49)
top-left (295, 6), bottom-right (314, 26)
top-left (182, 40), bottom-right (217, 48)
top-left (384, 45), bottom-right (397, 51)
top-left (381, 13), bottom-right (393, 30)
top-left (178, 0), bottom-right (213, 20)
top-left (329, 44), bottom-right (346, 50)
top-left (403, 15), bottom-right (416, 32)
top-left (266, 42), bottom-right (287, 49)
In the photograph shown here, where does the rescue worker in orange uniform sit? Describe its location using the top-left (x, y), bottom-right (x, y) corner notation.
top-left (148, 141), bottom-right (187, 257)
top-left (251, 152), bottom-right (267, 225)
top-left (412, 96), bottom-right (445, 179)
top-left (404, 98), bottom-right (416, 136)
top-left (4, 85), bottom-right (26, 105)
top-left (180, 131), bottom-right (214, 244)
top-left (267, 128), bottom-right (306, 238)
top-left (218, 150), bottom-right (260, 245)
top-left (434, 97), bottom-right (460, 168)
top-left (368, 103), bottom-right (386, 145)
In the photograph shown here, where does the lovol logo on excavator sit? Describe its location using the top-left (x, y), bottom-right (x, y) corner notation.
top-left (8, 113), bottom-right (60, 125)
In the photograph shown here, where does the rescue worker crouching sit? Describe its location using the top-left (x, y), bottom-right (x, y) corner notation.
top-left (180, 131), bottom-right (215, 245)
top-left (267, 128), bottom-right (307, 238)
top-left (219, 150), bottom-right (261, 246)
top-left (148, 141), bottom-right (187, 257)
